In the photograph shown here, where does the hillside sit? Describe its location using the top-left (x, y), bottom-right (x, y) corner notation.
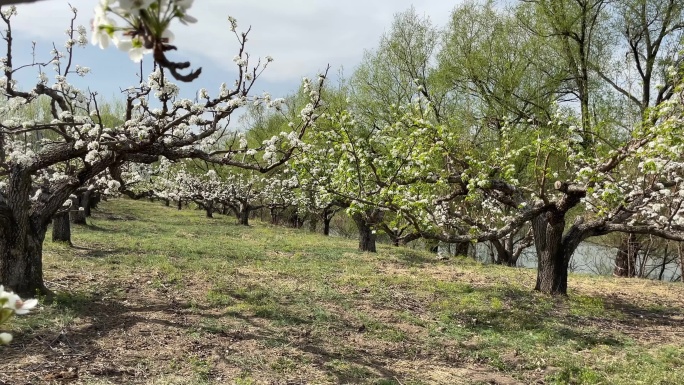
top-left (2, 199), bottom-right (684, 385)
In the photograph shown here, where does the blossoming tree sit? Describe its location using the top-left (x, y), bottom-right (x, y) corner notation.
top-left (0, 5), bottom-right (326, 295)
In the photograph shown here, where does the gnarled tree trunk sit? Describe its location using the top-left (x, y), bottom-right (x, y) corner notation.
top-left (52, 210), bottom-right (71, 244)
top-left (492, 241), bottom-right (517, 266)
top-left (323, 217), bottom-right (331, 236)
top-left (0, 226), bottom-right (48, 297)
top-left (532, 212), bottom-right (569, 295)
top-left (238, 202), bottom-right (250, 226)
top-left (81, 189), bottom-right (92, 217)
top-left (0, 171), bottom-right (49, 296)
top-left (205, 201), bottom-right (214, 218)
top-left (352, 213), bottom-right (376, 252)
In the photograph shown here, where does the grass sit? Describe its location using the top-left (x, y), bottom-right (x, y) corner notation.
top-left (2, 199), bottom-right (684, 384)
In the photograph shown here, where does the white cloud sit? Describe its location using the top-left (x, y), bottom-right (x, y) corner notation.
top-left (175, 0), bottom-right (455, 80)
top-left (8, 0), bottom-right (456, 84)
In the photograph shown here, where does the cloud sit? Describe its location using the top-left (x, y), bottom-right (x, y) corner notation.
top-left (6, 0), bottom-right (456, 89)
top-left (170, 0), bottom-right (455, 80)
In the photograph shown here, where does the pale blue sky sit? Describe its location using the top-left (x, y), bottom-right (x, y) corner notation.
top-left (6, 1), bottom-right (456, 101)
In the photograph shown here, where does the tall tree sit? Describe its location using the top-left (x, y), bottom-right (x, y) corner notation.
top-left (520, 0), bottom-right (613, 146)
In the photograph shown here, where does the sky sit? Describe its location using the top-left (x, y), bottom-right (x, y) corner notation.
top-left (5, 0), bottom-right (457, 101)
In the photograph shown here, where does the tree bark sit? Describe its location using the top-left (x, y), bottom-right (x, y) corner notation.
top-left (0, 169), bottom-right (50, 296)
top-left (238, 203), bottom-right (250, 226)
top-left (323, 216), bottom-right (331, 236)
top-left (614, 233), bottom-right (638, 277)
top-left (205, 201), bottom-right (214, 218)
top-left (52, 210), bottom-right (71, 244)
top-left (70, 196), bottom-right (86, 225)
top-left (270, 207), bottom-right (278, 225)
top-left (177, 199), bottom-right (182, 210)
top-left (0, 229), bottom-right (48, 297)
top-left (532, 212), bottom-right (570, 295)
top-left (353, 213), bottom-right (376, 252)
top-left (0, 199), bottom-right (49, 296)
top-left (90, 192), bottom-right (101, 211)
top-left (308, 214), bottom-right (318, 232)
top-left (452, 242), bottom-right (470, 257)
top-left (492, 239), bottom-right (517, 267)
top-left (70, 208), bottom-right (87, 225)
top-left (69, 194), bottom-right (86, 225)
top-left (679, 243), bottom-right (684, 283)
top-left (81, 190), bottom-right (92, 217)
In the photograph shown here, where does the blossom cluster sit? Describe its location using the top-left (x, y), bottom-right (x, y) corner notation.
top-left (91, 0), bottom-right (196, 62)
top-left (0, 286), bottom-right (38, 345)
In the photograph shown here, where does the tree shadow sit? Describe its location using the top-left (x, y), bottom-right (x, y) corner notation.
top-left (443, 286), bottom-right (628, 350)
top-left (3, 286), bottom-right (407, 384)
top-left (387, 247), bottom-right (459, 268)
top-left (83, 223), bottom-right (120, 233)
top-left (69, 245), bottom-right (127, 258)
top-left (602, 296), bottom-right (684, 328)
top-left (6, 273), bottom-right (680, 384)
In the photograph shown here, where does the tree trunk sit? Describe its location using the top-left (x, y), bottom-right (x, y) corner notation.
top-left (81, 190), bottom-right (92, 217)
top-left (657, 244), bottom-right (668, 281)
top-left (164, 199), bottom-right (170, 207)
top-left (70, 196), bottom-right (86, 225)
top-left (270, 207), bottom-right (278, 225)
top-left (308, 215), bottom-right (318, 232)
top-left (452, 242), bottom-right (470, 257)
top-left (679, 243), bottom-right (684, 283)
top-left (532, 213), bottom-right (570, 295)
top-left (352, 213), bottom-right (376, 252)
top-left (238, 203), bottom-right (250, 226)
top-left (492, 239), bottom-right (517, 267)
top-left (52, 210), bottom-right (71, 244)
top-left (70, 208), bottom-right (87, 225)
top-left (0, 169), bottom-right (51, 296)
top-left (614, 233), bottom-right (638, 277)
top-left (0, 219), bottom-right (48, 297)
top-left (205, 202), bottom-right (214, 218)
top-left (177, 199), bottom-right (182, 210)
top-left (90, 192), bottom-right (101, 211)
top-left (323, 216), bottom-right (331, 236)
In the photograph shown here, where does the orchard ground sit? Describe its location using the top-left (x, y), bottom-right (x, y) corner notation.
top-left (2, 200), bottom-right (684, 385)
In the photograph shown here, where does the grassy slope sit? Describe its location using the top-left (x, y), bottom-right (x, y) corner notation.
top-left (2, 199), bottom-right (684, 385)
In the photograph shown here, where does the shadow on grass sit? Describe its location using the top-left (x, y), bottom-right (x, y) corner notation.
top-left (83, 223), bottom-right (120, 233)
top-left (5, 275), bottom-right (680, 384)
top-left (443, 286), bottom-right (627, 349)
top-left (5, 287), bottom-right (405, 384)
top-left (387, 247), bottom-right (461, 268)
top-left (216, 311), bottom-right (405, 384)
top-left (604, 296), bottom-right (684, 327)
top-left (70, 245), bottom-right (127, 258)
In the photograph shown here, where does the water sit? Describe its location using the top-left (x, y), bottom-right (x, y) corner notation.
top-left (439, 241), bottom-right (682, 282)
